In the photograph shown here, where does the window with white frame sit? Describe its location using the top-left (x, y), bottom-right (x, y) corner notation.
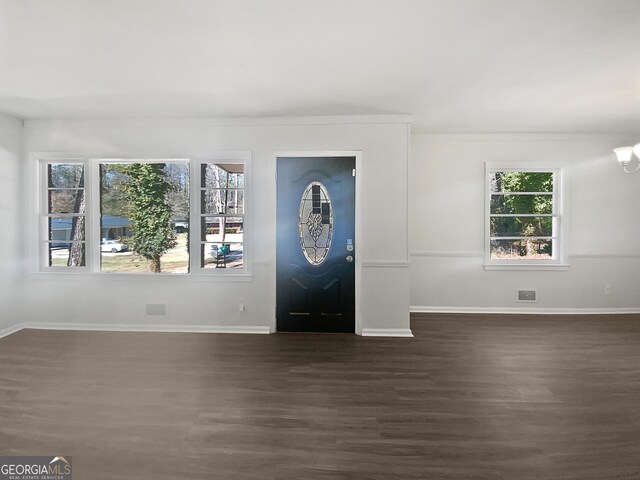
top-left (44, 162), bottom-right (87, 268)
top-left (98, 160), bottom-right (190, 274)
top-left (198, 162), bottom-right (245, 270)
top-left (486, 165), bottom-right (561, 265)
top-left (39, 154), bottom-right (249, 275)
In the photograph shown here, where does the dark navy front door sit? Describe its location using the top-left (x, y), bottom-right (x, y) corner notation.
top-left (276, 156), bottom-right (356, 333)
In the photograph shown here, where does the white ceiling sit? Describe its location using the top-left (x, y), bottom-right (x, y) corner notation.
top-left (1, 0), bottom-right (639, 133)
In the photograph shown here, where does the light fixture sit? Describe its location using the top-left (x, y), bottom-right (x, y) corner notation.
top-left (613, 145), bottom-right (640, 174)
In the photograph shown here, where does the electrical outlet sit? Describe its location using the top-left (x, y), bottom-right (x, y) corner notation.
top-left (517, 290), bottom-right (536, 303)
top-left (604, 285), bottom-right (612, 296)
top-left (146, 304), bottom-right (167, 316)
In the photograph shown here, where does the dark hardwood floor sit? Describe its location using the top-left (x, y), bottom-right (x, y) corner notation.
top-left (1, 313), bottom-right (640, 479)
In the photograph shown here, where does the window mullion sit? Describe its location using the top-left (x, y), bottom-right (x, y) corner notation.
top-left (89, 159), bottom-right (100, 272)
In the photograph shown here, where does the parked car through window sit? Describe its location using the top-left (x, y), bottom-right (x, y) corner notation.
top-left (100, 239), bottom-right (127, 253)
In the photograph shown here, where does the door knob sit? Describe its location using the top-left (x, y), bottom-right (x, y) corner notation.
top-left (346, 255), bottom-right (353, 263)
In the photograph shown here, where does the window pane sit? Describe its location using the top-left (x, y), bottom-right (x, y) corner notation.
top-left (490, 194), bottom-right (552, 215)
top-left (100, 215), bottom-right (132, 241)
top-left (490, 216), bottom-right (552, 237)
top-left (201, 242), bottom-right (243, 269)
top-left (100, 164), bottom-right (132, 215)
top-left (201, 189), bottom-right (244, 215)
top-left (100, 247), bottom-right (189, 274)
top-left (48, 242), bottom-right (85, 267)
top-left (100, 233), bottom-right (189, 274)
top-left (49, 217), bottom-right (85, 241)
top-left (99, 161), bottom-right (189, 274)
top-left (199, 163), bottom-right (245, 271)
top-left (201, 164), bottom-right (244, 188)
top-left (489, 171), bottom-right (553, 193)
top-left (48, 164), bottom-right (84, 188)
top-left (299, 181), bottom-right (332, 266)
top-left (490, 239), bottom-right (553, 260)
top-left (201, 216), bottom-right (244, 242)
top-left (48, 189), bottom-right (85, 214)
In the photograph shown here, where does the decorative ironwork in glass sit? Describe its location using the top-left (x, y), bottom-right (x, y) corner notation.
top-left (299, 182), bottom-right (332, 266)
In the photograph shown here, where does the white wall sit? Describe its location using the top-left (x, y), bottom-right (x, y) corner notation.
top-left (0, 112), bottom-right (23, 334)
top-left (410, 134), bottom-right (640, 313)
top-left (11, 124), bottom-right (640, 334)
top-left (22, 117), bottom-right (411, 335)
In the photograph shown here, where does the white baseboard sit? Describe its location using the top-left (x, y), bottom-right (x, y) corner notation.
top-left (6, 322), bottom-right (273, 336)
top-left (361, 328), bottom-right (414, 337)
top-left (411, 306), bottom-right (640, 315)
top-left (1, 322), bottom-right (419, 338)
top-left (0, 322), bottom-right (27, 340)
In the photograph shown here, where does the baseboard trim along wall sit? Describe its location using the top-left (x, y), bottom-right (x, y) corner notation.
top-left (4, 323), bottom-right (273, 336)
top-left (411, 306), bottom-right (640, 315)
top-left (2, 323), bottom-right (417, 338)
top-left (0, 323), bottom-right (24, 340)
top-left (361, 328), bottom-right (414, 337)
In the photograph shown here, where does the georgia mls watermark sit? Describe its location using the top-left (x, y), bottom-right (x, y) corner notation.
top-left (0, 457), bottom-right (71, 480)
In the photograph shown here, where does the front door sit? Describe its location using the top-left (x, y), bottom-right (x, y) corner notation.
top-left (276, 156), bottom-right (356, 333)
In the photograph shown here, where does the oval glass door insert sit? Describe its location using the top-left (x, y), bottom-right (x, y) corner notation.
top-left (299, 182), bottom-right (333, 266)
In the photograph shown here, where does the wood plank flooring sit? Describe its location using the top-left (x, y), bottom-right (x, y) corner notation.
top-left (1, 313), bottom-right (640, 479)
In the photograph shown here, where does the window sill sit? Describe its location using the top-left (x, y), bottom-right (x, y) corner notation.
top-left (30, 271), bottom-right (254, 282)
top-left (484, 263), bottom-right (570, 271)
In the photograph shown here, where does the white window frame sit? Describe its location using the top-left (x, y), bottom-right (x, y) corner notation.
top-left (190, 152), bottom-right (251, 277)
top-left (92, 158), bottom-right (191, 274)
top-left (484, 163), bottom-right (568, 271)
top-left (40, 158), bottom-right (91, 272)
top-left (37, 152), bottom-right (252, 277)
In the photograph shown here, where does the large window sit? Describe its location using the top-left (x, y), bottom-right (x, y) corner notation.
top-left (99, 161), bottom-right (190, 274)
top-left (486, 165), bottom-right (562, 267)
top-left (40, 154), bottom-right (249, 275)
